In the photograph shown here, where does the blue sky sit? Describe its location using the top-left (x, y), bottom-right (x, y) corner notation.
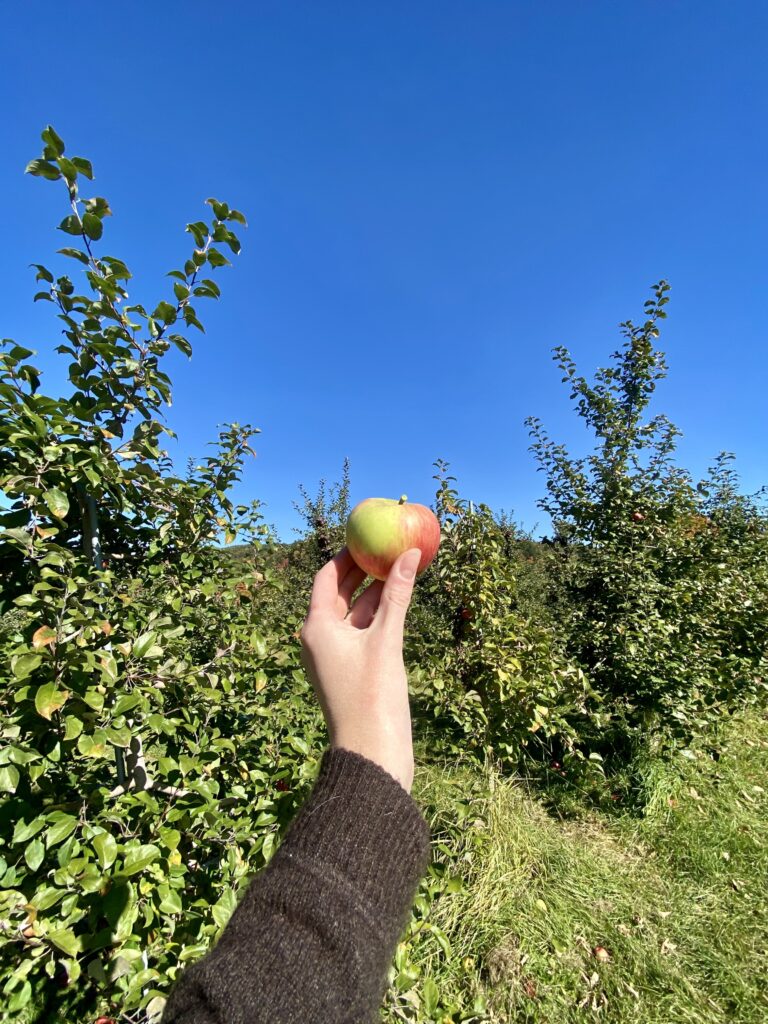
top-left (2, 1), bottom-right (766, 540)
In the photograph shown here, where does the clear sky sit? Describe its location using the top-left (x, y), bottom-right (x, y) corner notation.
top-left (2, 1), bottom-right (766, 540)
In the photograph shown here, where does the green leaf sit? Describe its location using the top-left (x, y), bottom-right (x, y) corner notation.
top-left (153, 301), bottom-right (177, 324)
top-left (250, 632), bottom-right (267, 658)
top-left (11, 653), bottom-right (42, 680)
top-left (57, 157), bottom-right (78, 183)
top-left (93, 832), bottom-right (118, 870)
top-left (159, 827), bottom-right (181, 852)
top-left (7, 981), bottom-right (32, 1013)
top-left (105, 726), bottom-right (132, 747)
top-left (43, 488), bottom-right (70, 519)
top-left (207, 247), bottom-right (230, 268)
top-left (185, 221), bottom-right (208, 247)
top-left (102, 255), bottom-right (130, 278)
top-left (35, 682), bottom-right (68, 720)
top-left (33, 886), bottom-right (65, 912)
top-left (13, 817), bottom-right (46, 844)
top-left (99, 650), bottom-right (119, 683)
top-left (71, 156), bottom-right (94, 179)
top-left (113, 692), bottom-right (141, 715)
top-left (63, 716), bottom-right (83, 741)
top-left (0, 764), bottom-right (20, 793)
top-left (31, 263), bottom-right (54, 282)
top-left (47, 929), bottom-right (82, 958)
top-left (183, 308), bottom-right (205, 333)
top-left (77, 731), bottom-right (109, 758)
top-left (423, 977), bottom-right (440, 1016)
top-left (47, 814), bottom-right (77, 847)
top-left (132, 631), bottom-right (157, 659)
top-left (111, 883), bottom-right (139, 942)
top-left (82, 687), bottom-right (105, 712)
top-left (288, 735), bottom-right (309, 756)
top-left (82, 212), bottom-right (103, 240)
top-left (58, 215), bottom-right (82, 236)
top-left (25, 159), bottom-right (61, 180)
top-left (193, 283), bottom-right (219, 300)
top-left (25, 837), bottom-right (45, 872)
top-left (85, 195), bottom-right (111, 217)
top-left (42, 125), bottom-right (65, 155)
top-left (39, 549), bottom-right (69, 568)
top-left (211, 888), bottom-right (238, 930)
top-left (200, 277), bottom-right (221, 297)
top-left (8, 344), bottom-right (35, 360)
top-left (206, 197), bottom-right (229, 220)
top-left (122, 844), bottom-right (160, 876)
top-left (261, 831), bottom-right (276, 862)
top-left (159, 887), bottom-right (183, 914)
top-left (223, 234), bottom-right (241, 255)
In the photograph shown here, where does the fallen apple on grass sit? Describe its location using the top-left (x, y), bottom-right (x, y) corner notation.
top-left (345, 495), bottom-right (441, 581)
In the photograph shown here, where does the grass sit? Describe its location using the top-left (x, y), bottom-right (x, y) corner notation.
top-left (396, 711), bottom-right (768, 1023)
top-left (16, 714), bottom-right (767, 1023)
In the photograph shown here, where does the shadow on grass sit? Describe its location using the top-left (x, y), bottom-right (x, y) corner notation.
top-left (409, 694), bottom-right (723, 822)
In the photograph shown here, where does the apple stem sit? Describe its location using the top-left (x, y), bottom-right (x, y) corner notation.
top-left (399, 494), bottom-right (407, 504)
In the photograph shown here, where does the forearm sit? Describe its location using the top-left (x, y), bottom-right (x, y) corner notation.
top-left (163, 748), bottom-right (431, 1024)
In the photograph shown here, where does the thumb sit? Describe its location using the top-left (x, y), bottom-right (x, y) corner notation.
top-left (376, 548), bottom-right (421, 633)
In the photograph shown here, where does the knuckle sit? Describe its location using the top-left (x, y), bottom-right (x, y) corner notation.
top-left (385, 586), bottom-right (411, 610)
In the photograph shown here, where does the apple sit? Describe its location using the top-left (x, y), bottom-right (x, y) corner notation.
top-left (345, 495), bottom-right (441, 581)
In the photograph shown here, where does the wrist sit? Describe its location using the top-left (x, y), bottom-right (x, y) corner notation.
top-left (330, 736), bottom-right (414, 793)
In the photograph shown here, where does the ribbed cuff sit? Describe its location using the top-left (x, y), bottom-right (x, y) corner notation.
top-left (273, 747), bottom-right (432, 909)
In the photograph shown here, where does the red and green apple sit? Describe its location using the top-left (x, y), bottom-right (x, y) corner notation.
top-left (345, 495), bottom-right (441, 581)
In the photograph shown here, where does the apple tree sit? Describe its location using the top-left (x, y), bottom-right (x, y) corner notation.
top-left (526, 281), bottom-right (768, 758)
top-left (0, 127), bottom-right (325, 1021)
top-left (406, 461), bottom-right (599, 772)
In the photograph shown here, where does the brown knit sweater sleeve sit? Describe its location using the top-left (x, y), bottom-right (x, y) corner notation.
top-left (162, 747), bottom-right (432, 1024)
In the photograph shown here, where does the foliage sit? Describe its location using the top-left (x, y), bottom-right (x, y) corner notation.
top-left (238, 458), bottom-right (354, 640)
top-left (407, 462), bottom-right (599, 773)
top-left (292, 456), bottom-right (351, 570)
top-left (0, 127), bottom-right (323, 1022)
top-left (526, 282), bottom-right (768, 758)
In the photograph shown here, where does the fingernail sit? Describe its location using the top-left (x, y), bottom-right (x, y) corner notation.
top-left (400, 548), bottom-right (421, 580)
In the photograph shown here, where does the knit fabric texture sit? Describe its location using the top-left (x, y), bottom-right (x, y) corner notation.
top-left (162, 747), bottom-right (432, 1024)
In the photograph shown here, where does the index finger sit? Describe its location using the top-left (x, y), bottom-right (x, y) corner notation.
top-left (307, 546), bottom-right (358, 619)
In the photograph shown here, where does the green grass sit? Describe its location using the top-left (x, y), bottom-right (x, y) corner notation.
top-left (397, 711), bottom-right (768, 1023)
top-left (17, 715), bottom-right (767, 1023)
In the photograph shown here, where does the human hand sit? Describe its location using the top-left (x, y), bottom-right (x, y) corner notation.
top-left (300, 545), bottom-right (422, 793)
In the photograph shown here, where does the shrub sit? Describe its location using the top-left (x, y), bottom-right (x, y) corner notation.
top-left (0, 127), bottom-right (322, 1021)
top-left (526, 282), bottom-right (768, 758)
top-left (407, 462), bottom-right (599, 771)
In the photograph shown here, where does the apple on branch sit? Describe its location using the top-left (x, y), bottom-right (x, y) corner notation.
top-left (345, 495), bottom-right (441, 581)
